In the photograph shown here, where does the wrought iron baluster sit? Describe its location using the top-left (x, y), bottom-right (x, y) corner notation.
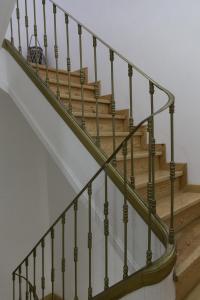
top-left (19, 266), bottom-right (22, 300)
top-left (12, 273), bottom-right (15, 300)
top-left (88, 184), bottom-right (93, 300)
top-left (53, 4), bottom-right (60, 100)
top-left (149, 82), bottom-right (156, 214)
top-left (10, 18), bottom-right (14, 46)
top-left (74, 199), bottom-right (79, 300)
top-left (42, 0), bottom-right (49, 86)
top-left (169, 103), bottom-right (175, 244)
top-left (65, 14), bottom-right (72, 113)
top-left (78, 24), bottom-right (85, 129)
top-left (51, 228), bottom-right (55, 300)
top-left (110, 50), bottom-right (116, 166)
top-left (122, 141), bottom-right (128, 279)
top-left (61, 214), bottom-right (66, 300)
top-left (104, 173), bottom-right (109, 289)
top-left (93, 36), bottom-right (100, 147)
top-left (146, 117), bottom-right (153, 266)
top-left (41, 239), bottom-right (45, 300)
top-left (16, 0), bottom-right (22, 53)
top-left (128, 65), bottom-right (135, 187)
top-left (33, 0), bottom-right (39, 75)
top-left (25, 259), bottom-right (29, 300)
top-left (33, 249), bottom-right (36, 299)
top-left (24, 0), bottom-right (29, 60)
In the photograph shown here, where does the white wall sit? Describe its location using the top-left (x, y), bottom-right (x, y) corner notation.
top-left (0, 0), bottom-right (16, 45)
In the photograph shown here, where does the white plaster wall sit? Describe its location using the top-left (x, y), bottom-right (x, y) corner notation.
top-left (0, 88), bottom-right (50, 300)
top-left (0, 0), bottom-right (16, 46)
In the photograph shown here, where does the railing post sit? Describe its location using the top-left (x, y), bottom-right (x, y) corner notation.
top-left (149, 81), bottom-right (156, 214)
top-left (12, 272), bottom-right (15, 300)
top-left (51, 228), bottom-right (55, 300)
top-left (93, 36), bottom-right (100, 147)
top-left (42, 0), bottom-right (49, 86)
top-left (10, 18), bottom-right (14, 46)
top-left (18, 266), bottom-right (22, 300)
top-left (88, 184), bottom-right (93, 300)
top-left (169, 103), bottom-right (175, 244)
top-left (74, 199), bottom-right (79, 300)
top-left (61, 214), bottom-right (66, 300)
top-left (25, 258), bottom-right (29, 300)
top-left (53, 3), bottom-right (60, 100)
top-left (128, 64), bottom-right (135, 187)
top-left (110, 49), bottom-right (116, 166)
top-left (33, 0), bottom-right (39, 75)
top-left (33, 249), bottom-right (36, 300)
top-left (41, 239), bottom-right (45, 300)
top-left (146, 117), bottom-right (153, 266)
top-left (122, 141), bottom-right (129, 279)
top-left (16, 0), bottom-right (22, 54)
top-left (78, 24), bottom-right (86, 130)
top-left (24, 0), bottom-right (29, 60)
top-left (104, 173), bottom-right (109, 289)
top-left (65, 14), bottom-right (72, 113)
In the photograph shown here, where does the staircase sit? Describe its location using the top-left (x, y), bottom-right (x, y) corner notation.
top-left (3, 0), bottom-right (200, 299)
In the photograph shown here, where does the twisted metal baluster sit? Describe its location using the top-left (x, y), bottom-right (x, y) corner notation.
top-left (149, 82), bottom-right (156, 214)
top-left (146, 118), bottom-right (153, 265)
top-left (78, 24), bottom-right (85, 129)
top-left (24, 0), bottom-right (29, 60)
top-left (88, 184), bottom-right (93, 300)
top-left (33, 0), bottom-right (38, 75)
top-left (65, 14), bottom-right (72, 113)
top-left (41, 239), bottom-right (45, 300)
top-left (10, 18), bottom-right (14, 46)
top-left (104, 173), bottom-right (109, 289)
top-left (51, 228), bottom-right (55, 300)
top-left (33, 249), bottom-right (36, 299)
top-left (110, 50), bottom-right (116, 166)
top-left (128, 65), bottom-right (135, 187)
top-left (25, 259), bottom-right (29, 300)
top-left (122, 141), bottom-right (128, 279)
top-left (74, 199), bottom-right (79, 300)
top-left (169, 103), bottom-right (175, 244)
top-left (12, 273), bottom-right (15, 300)
top-left (19, 266), bottom-right (22, 300)
top-left (61, 214), bottom-right (66, 300)
top-left (16, 0), bottom-right (22, 53)
top-left (42, 0), bottom-right (49, 86)
top-left (93, 36), bottom-right (100, 147)
top-left (53, 4), bottom-right (60, 100)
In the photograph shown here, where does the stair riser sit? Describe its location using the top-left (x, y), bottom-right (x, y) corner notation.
top-left (137, 177), bottom-right (181, 200)
top-left (164, 201), bottom-right (200, 233)
top-left (176, 258), bottom-right (200, 300)
top-left (117, 156), bottom-right (160, 176)
top-left (76, 117), bottom-right (127, 132)
top-left (62, 99), bottom-right (110, 114)
top-left (97, 135), bottom-right (143, 155)
top-left (38, 69), bottom-right (81, 84)
top-left (50, 83), bottom-right (95, 98)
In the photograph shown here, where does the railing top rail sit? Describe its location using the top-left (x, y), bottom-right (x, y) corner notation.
top-left (49, 0), bottom-right (173, 99)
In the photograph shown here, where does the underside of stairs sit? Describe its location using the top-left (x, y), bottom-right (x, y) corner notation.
top-left (28, 62), bottom-right (200, 299)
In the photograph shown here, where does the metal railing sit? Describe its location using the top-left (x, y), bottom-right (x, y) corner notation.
top-left (9, 0), bottom-right (175, 299)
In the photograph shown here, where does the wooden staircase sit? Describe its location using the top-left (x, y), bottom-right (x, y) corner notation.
top-left (33, 63), bottom-right (200, 300)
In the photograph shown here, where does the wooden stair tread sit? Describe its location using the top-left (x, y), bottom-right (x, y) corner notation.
top-left (157, 192), bottom-right (200, 220)
top-left (89, 131), bottom-right (143, 137)
top-left (60, 94), bottom-right (111, 104)
top-left (135, 169), bottom-right (183, 189)
top-left (176, 217), bottom-right (200, 276)
top-left (73, 111), bottom-right (126, 119)
top-left (31, 63), bottom-right (83, 77)
top-left (49, 78), bottom-right (95, 90)
top-left (116, 150), bottom-right (162, 161)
